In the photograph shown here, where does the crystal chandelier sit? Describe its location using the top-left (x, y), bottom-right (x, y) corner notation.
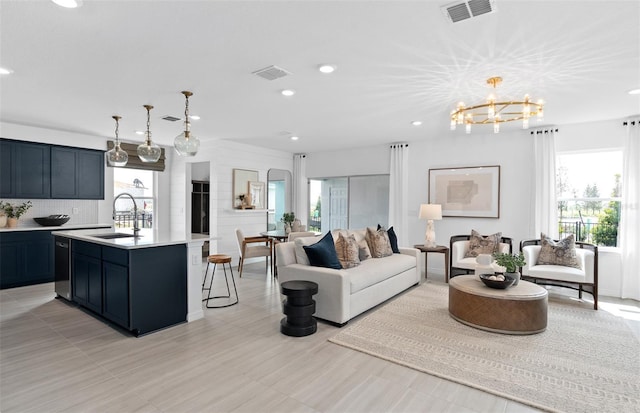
top-left (450, 77), bottom-right (544, 134)
top-left (137, 104), bottom-right (162, 163)
top-left (106, 115), bottom-right (128, 167)
top-left (174, 91), bottom-right (200, 156)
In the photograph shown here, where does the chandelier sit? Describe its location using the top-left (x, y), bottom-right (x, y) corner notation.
top-left (106, 115), bottom-right (128, 167)
top-left (174, 91), bottom-right (200, 156)
top-left (450, 77), bottom-right (544, 134)
top-left (137, 104), bottom-right (162, 163)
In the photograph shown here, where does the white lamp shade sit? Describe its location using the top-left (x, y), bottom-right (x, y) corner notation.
top-left (419, 204), bottom-right (442, 220)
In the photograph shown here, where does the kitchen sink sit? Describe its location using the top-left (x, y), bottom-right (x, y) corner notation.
top-left (90, 233), bottom-right (142, 239)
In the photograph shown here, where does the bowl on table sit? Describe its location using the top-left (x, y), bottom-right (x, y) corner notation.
top-left (33, 215), bottom-right (70, 226)
top-left (479, 273), bottom-right (515, 289)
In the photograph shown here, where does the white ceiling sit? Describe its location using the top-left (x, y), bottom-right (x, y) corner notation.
top-left (1, 0), bottom-right (639, 154)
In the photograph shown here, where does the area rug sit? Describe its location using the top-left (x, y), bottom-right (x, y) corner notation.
top-left (329, 283), bottom-right (640, 413)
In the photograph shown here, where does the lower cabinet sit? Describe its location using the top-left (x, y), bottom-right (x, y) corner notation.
top-left (70, 241), bottom-right (187, 336)
top-left (0, 231), bottom-right (54, 289)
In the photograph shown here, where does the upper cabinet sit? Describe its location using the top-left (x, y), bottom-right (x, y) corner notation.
top-left (1, 140), bottom-right (51, 198)
top-left (51, 146), bottom-right (104, 199)
top-left (1, 139), bottom-right (104, 200)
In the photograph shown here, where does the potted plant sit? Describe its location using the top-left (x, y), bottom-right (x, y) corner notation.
top-left (281, 212), bottom-right (295, 234)
top-left (0, 200), bottom-right (33, 228)
top-left (492, 252), bottom-right (526, 285)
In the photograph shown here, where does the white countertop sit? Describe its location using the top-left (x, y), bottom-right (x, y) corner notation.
top-left (0, 223), bottom-right (113, 233)
top-left (51, 228), bottom-right (218, 250)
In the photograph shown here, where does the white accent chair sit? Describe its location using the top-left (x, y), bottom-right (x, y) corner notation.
top-left (287, 231), bottom-right (316, 241)
top-left (520, 239), bottom-right (598, 309)
top-left (235, 228), bottom-right (273, 277)
top-left (449, 234), bottom-right (513, 278)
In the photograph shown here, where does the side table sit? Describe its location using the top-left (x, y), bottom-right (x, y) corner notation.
top-left (413, 245), bottom-right (450, 282)
top-left (280, 280), bottom-right (318, 337)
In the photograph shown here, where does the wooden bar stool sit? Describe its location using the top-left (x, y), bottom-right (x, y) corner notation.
top-left (202, 254), bottom-right (238, 308)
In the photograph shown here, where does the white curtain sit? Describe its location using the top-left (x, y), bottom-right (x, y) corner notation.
top-left (532, 128), bottom-right (559, 239)
top-left (292, 154), bottom-right (307, 226)
top-left (388, 143), bottom-right (409, 246)
top-left (620, 119), bottom-right (640, 300)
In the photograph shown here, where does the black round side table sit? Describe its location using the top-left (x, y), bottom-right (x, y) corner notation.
top-left (280, 280), bottom-right (318, 337)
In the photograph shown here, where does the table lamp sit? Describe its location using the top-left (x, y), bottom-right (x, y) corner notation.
top-left (419, 204), bottom-right (442, 248)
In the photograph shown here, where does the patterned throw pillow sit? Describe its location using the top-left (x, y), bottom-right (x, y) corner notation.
top-left (377, 224), bottom-right (400, 253)
top-left (537, 233), bottom-right (581, 269)
top-left (335, 233), bottom-right (360, 269)
top-left (365, 227), bottom-right (393, 258)
top-left (464, 229), bottom-right (502, 258)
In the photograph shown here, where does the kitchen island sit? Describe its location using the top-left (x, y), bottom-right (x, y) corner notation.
top-left (52, 228), bottom-right (209, 336)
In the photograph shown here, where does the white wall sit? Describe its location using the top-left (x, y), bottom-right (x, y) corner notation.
top-left (305, 118), bottom-right (628, 296)
top-left (170, 139), bottom-right (293, 263)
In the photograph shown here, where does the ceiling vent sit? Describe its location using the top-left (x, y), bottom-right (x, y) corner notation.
top-left (252, 65), bottom-right (291, 80)
top-left (441, 0), bottom-right (496, 23)
top-left (161, 115), bottom-right (181, 122)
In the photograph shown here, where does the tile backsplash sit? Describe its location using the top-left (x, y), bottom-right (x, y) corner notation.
top-left (1, 199), bottom-right (99, 227)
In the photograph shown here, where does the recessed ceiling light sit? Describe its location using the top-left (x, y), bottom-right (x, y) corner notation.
top-left (281, 89), bottom-right (296, 97)
top-left (290, 136), bottom-right (299, 141)
top-left (318, 64), bottom-right (336, 74)
top-left (189, 115), bottom-right (200, 120)
top-left (0, 67), bottom-right (14, 75)
top-left (411, 121), bottom-right (422, 126)
top-left (135, 130), bottom-right (145, 135)
top-left (51, 0), bottom-right (82, 8)
top-left (628, 88), bottom-right (640, 95)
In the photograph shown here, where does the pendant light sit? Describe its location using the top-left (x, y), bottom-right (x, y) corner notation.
top-left (137, 104), bottom-right (161, 163)
top-left (174, 91), bottom-right (200, 156)
top-left (106, 115), bottom-right (128, 167)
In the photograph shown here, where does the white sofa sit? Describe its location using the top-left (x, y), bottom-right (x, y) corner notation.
top-left (275, 230), bottom-right (420, 325)
top-left (520, 239), bottom-right (598, 309)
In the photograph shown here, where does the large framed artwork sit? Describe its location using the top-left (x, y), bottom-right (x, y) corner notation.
top-left (428, 165), bottom-right (500, 218)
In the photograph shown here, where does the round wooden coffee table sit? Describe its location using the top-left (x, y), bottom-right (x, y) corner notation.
top-left (448, 275), bottom-right (548, 335)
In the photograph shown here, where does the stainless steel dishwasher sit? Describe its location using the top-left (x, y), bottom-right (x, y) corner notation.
top-left (54, 236), bottom-right (71, 301)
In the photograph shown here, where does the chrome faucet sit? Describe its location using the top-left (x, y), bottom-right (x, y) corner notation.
top-left (113, 192), bottom-right (140, 235)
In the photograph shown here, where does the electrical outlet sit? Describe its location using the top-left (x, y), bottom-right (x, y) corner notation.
top-left (192, 254), bottom-right (200, 265)
top-left (72, 207), bottom-right (79, 214)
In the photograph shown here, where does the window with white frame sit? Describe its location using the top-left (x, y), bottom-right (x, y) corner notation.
top-left (113, 168), bottom-right (155, 230)
top-left (556, 150), bottom-right (622, 246)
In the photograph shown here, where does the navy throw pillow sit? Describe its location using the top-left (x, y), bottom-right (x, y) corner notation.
top-left (377, 224), bottom-right (400, 254)
top-left (303, 232), bottom-right (342, 269)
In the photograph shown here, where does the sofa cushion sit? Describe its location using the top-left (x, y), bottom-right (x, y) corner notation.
top-left (366, 227), bottom-right (393, 258)
top-left (377, 224), bottom-right (400, 254)
top-left (349, 254), bottom-right (416, 294)
top-left (537, 233), bottom-right (581, 269)
top-left (335, 233), bottom-right (360, 269)
top-left (294, 236), bottom-right (323, 265)
top-left (303, 232), bottom-right (342, 269)
top-left (464, 230), bottom-right (502, 258)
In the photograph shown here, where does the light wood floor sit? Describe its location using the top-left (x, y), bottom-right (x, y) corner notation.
top-left (1, 262), bottom-right (638, 413)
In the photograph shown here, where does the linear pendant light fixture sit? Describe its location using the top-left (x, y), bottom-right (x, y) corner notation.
top-left (106, 115), bottom-right (128, 167)
top-left (174, 91), bottom-right (200, 156)
top-left (450, 76), bottom-right (544, 134)
top-left (137, 104), bottom-right (162, 163)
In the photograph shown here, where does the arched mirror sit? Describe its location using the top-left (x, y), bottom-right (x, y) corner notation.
top-left (267, 169), bottom-right (292, 230)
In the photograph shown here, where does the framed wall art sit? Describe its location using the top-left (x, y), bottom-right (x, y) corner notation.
top-left (428, 165), bottom-right (500, 218)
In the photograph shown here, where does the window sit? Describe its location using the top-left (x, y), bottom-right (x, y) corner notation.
top-left (113, 168), bottom-right (155, 230)
top-left (556, 150), bottom-right (622, 246)
top-left (309, 175), bottom-right (389, 232)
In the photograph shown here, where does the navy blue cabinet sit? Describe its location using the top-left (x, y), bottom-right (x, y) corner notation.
top-left (1, 139), bottom-right (104, 200)
top-left (51, 146), bottom-right (104, 199)
top-left (72, 241), bottom-right (102, 313)
top-left (0, 231), bottom-right (54, 289)
top-left (0, 140), bottom-right (50, 198)
top-left (67, 241), bottom-right (187, 336)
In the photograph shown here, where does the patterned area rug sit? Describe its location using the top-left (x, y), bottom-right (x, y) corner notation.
top-left (329, 283), bottom-right (640, 413)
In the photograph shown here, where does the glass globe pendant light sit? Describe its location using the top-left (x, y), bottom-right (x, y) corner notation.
top-left (174, 91), bottom-right (200, 156)
top-left (137, 104), bottom-right (162, 163)
top-left (106, 115), bottom-right (128, 167)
